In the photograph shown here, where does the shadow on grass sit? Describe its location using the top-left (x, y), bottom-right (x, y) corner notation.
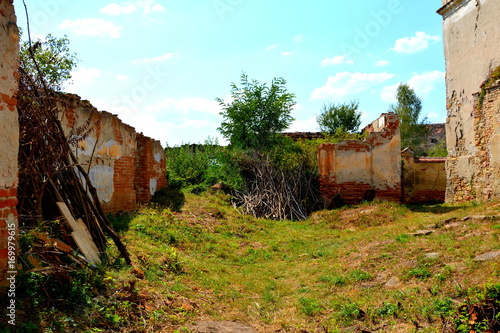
top-left (108, 212), bottom-right (135, 233)
top-left (405, 203), bottom-right (468, 215)
top-left (150, 186), bottom-right (186, 212)
top-left (108, 187), bottom-right (186, 233)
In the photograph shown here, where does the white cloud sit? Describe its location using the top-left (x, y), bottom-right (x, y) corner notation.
top-left (116, 74), bottom-right (129, 81)
top-left (100, 1), bottom-right (166, 15)
top-left (380, 70), bottom-right (445, 103)
top-left (380, 83), bottom-right (400, 103)
top-left (321, 55), bottom-right (354, 66)
top-left (390, 32), bottom-right (441, 54)
top-left (375, 60), bottom-right (390, 67)
top-left (311, 72), bottom-right (394, 100)
top-left (71, 67), bottom-right (102, 85)
top-left (64, 67), bottom-right (102, 93)
top-left (407, 70), bottom-right (445, 96)
top-left (293, 35), bottom-right (304, 42)
top-left (147, 97), bottom-right (222, 115)
top-left (58, 19), bottom-right (122, 39)
top-left (266, 44), bottom-right (279, 51)
top-left (291, 103), bottom-right (303, 114)
top-left (282, 51), bottom-right (294, 57)
top-left (132, 53), bottom-right (175, 65)
top-left (94, 97), bottom-right (223, 146)
top-left (289, 117), bottom-right (318, 132)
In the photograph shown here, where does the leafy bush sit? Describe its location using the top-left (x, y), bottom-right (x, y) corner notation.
top-left (165, 137), bottom-right (243, 191)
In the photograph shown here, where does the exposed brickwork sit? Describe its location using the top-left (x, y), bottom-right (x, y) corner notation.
top-left (57, 94), bottom-right (166, 213)
top-left (438, 0), bottom-right (500, 202)
top-left (402, 148), bottom-right (446, 204)
top-left (135, 134), bottom-right (167, 204)
top-left (318, 113), bottom-right (402, 206)
top-left (0, 0), bottom-right (19, 287)
top-left (470, 83), bottom-right (500, 201)
top-left (101, 156), bottom-right (137, 213)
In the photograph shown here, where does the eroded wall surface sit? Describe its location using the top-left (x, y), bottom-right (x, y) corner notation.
top-left (135, 133), bottom-right (167, 204)
top-left (0, 0), bottom-right (19, 286)
top-left (438, 0), bottom-right (500, 201)
top-left (318, 113), bottom-right (401, 205)
top-left (58, 94), bottom-right (166, 213)
top-left (402, 149), bottom-right (446, 204)
top-left (471, 83), bottom-right (500, 201)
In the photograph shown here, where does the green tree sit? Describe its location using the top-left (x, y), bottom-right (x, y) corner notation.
top-left (317, 100), bottom-right (362, 134)
top-left (389, 83), bottom-right (429, 153)
top-left (217, 73), bottom-right (296, 150)
top-left (19, 33), bottom-right (78, 90)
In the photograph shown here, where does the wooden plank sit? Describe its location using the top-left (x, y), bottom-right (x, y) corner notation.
top-left (33, 231), bottom-right (73, 253)
top-left (56, 202), bottom-right (102, 264)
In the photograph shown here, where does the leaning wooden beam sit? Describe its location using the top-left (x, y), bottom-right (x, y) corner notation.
top-left (56, 202), bottom-right (102, 264)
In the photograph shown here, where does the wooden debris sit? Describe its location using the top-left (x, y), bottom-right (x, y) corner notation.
top-left (56, 202), bottom-right (101, 264)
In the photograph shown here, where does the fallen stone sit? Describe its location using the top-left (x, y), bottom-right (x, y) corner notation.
top-left (412, 230), bottom-right (434, 236)
top-left (461, 215), bottom-right (498, 222)
top-left (474, 251), bottom-right (500, 261)
top-left (190, 321), bottom-right (258, 333)
top-left (424, 252), bottom-right (440, 259)
top-left (444, 222), bottom-right (464, 229)
top-left (385, 276), bottom-right (400, 288)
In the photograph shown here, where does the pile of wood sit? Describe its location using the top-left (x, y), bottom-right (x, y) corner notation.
top-left (17, 34), bottom-right (131, 266)
top-left (235, 154), bottom-right (322, 221)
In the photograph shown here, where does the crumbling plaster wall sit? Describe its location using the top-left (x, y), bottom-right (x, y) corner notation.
top-left (318, 113), bottom-right (402, 205)
top-left (58, 94), bottom-right (166, 213)
top-left (402, 149), bottom-right (446, 204)
top-left (0, 0), bottom-right (19, 286)
top-left (438, 0), bottom-right (500, 201)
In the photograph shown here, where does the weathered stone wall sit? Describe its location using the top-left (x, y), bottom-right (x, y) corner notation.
top-left (402, 148), bottom-right (446, 204)
top-left (318, 113), bottom-right (401, 205)
top-left (438, 0), bottom-right (500, 202)
top-left (0, 0), bottom-right (19, 287)
top-left (58, 94), bottom-right (166, 213)
top-left (471, 82), bottom-right (500, 201)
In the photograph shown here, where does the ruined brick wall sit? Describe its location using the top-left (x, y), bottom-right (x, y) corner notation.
top-left (402, 148), bottom-right (446, 204)
top-left (135, 133), bottom-right (167, 204)
top-left (318, 113), bottom-right (401, 205)
top-left (58, 94), bottom-right (166, 213)
top-left (0, 0), bottom-right (19, 286)
top-left (438, 0), bottom-right (500, 202)
top-left (471, 83), bottom-right (500, 201)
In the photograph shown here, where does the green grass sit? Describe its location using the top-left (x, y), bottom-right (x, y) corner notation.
top-left (13, 191), bottom-right (500, 332)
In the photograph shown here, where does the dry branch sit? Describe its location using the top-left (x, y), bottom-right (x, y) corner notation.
top-left (17, 12), bottom-right (131, 264)
top-left (234, 153), bottom-right (322, 221)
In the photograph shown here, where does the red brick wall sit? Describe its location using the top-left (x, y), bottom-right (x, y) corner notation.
top-left (102, 156), bottom-right (137, 213)
top-left (135, 133), bottom-right (167, 204)
top-left (0, 189), bottom-right (18, 285)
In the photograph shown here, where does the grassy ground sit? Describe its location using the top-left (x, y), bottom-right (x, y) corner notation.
top-left (11, 191), bottom-right (500, 332)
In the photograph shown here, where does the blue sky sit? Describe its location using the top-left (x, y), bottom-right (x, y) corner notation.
top-left (15, 0), bottom-right (446, 146)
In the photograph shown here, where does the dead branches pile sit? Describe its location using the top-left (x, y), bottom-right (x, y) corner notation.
top-left (17, 42), bottom-right (131, 265)
top-left (235, 153), bottom-right (322, 221)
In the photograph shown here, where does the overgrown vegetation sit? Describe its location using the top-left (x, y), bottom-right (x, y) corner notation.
top-left (8, 193), bottom-right (500, 332)
top-left (477, 65), bottom-right (500, 111)
top-left (389, 83), bottom-right (430, 155)
top-left (317, 100), bottom-right (362, 134)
